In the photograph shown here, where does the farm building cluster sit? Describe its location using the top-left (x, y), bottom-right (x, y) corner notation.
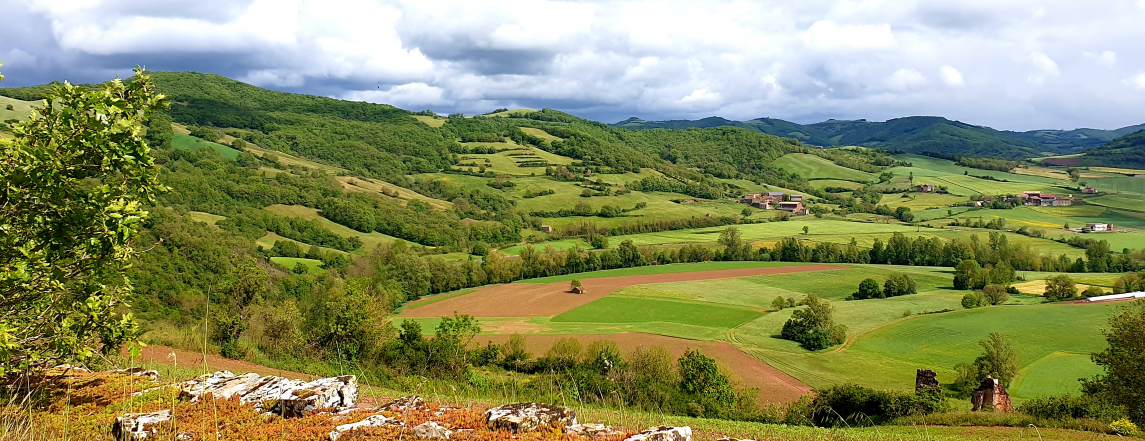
top-left (741, 192), bottom-right (809, 215)
top-left (969, 191), bottom-right (1076, 207)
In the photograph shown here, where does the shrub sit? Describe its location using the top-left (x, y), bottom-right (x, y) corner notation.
top-left (882, 273), bottom-right (917, 297)
top-left (1082, 285), bottom-right (1106, 298)
top-left (1111, 419), bottom-right (1140, 436)
top-left (983, 284), bottom-right (1009, 305)
top-left (1020, 394), bottom-right (1126, 423)
top-left (808, 384), bottom-right (947, 427)
top-left (848, 278), bottom-right (883, 300)
top-left (962, 291), bottom-right (986, 309)
top-left (1044, 274), bottom-right (1078, 302)
top-left (780, 295), bottom-right (846, 351)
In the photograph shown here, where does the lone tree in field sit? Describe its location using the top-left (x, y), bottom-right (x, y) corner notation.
top-left (0, 66), bottom-right (167, 373)
top-left (780, 295), bottom-right (847, 351)
top-left (848, 278), bottom-right (883, 300)
top-left (975, 332), bottom-right (1020, 387)
top-left (1082, 301), bottom-right (1145, 425)
top-left (1044, 274), bottom-right (1078, 302)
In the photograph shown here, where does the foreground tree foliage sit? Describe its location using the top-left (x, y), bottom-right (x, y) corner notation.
top-left (0, 66), bottom-right (166, 372)
top-left (1083, 301), bottom-right (1145, 425)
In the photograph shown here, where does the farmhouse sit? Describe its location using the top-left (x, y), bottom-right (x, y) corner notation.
top-left (1087, 223), bottom-right (1113, 232)
top-left (1018, 191), bottom-right (1072, 207)
top-left (741, 193), bottom-right (763, 203)
top-left (1084, 187), bottom-right (1098, 194)
top-left (914, 184), bottom-right (934, 192)
top-left (777, 201), bottom-right (807, 214)
top-left (540, 225), bottom-right (554, 233)
top-left (789, 194), bottom-right (804, 202)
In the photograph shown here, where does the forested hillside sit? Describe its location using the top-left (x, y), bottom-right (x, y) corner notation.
top-left (615, 115), bottom-right (1145, 159)
top-left (1080, 129), bottom-right (1145, 168)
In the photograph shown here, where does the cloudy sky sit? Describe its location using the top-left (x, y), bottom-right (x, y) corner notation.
top-left (2, 0), bottom-right (1144, 131)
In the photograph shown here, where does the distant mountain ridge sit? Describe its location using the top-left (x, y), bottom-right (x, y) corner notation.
top-left (1080, 129), bottom-right (1145, 168)
top-left (613, 116), bottom-right (1145, 159)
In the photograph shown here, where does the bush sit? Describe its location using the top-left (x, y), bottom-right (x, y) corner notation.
top-left (983, 284), bottom-right (1009, 305)
top-left (882, 273), bottom-right (917, 297)
top-left (808, 384), bottom-right (947, 427)
top-left (1082, 285), bottom-right (1106, 298)
top-left (1044, 274), bottom-right (1078, 302)
top-left (962, 292), bottom-right (986, 309)
top-left (780, 295), bottom-right (846, 351)
top-left (848, 278), bottom-right (883, 300)
top-left (1020, 394), bottom-right (1125, 423)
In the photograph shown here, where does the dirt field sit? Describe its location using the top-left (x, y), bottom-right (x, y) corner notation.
top-left (403, 265), bottom-right (848, 318)
top-left (477, 332), bottom-right (811, 404)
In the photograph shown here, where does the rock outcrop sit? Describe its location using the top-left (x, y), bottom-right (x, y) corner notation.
top-left (567, 423), bottom-right (626, 439)
top-left (971, 376), bottom-right (1013, 412)
top-left (178, 370), bottom-right (357, 417)
top-left (625, 426), bottom-right (692, 441)
top-left (379, 395), bottom-right (427, 412)
top-left (329, 414), bottom-right (399, 441)
top-left (112, 409), bottom-right (171, 440)
top-left (413, 421), bottom-right (452, 439)
top-left (484, 403), bottom-right (578, 433)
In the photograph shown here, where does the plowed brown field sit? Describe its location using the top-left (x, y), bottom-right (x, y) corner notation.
top-left (402, 264), bottom-right (847, 318)
top-left (478, 332), bottom-right (811, 404)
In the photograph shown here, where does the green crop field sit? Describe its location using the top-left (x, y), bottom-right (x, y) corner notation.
top-left (519, 127), bottom-right (562, 143)
top-left (552, 297), bottom-right (764, 328)
top-left (411, 115), bottom-right (445, 127)
top-left (809, 179), bottom-right (864, 190)
top-left (171, 132), bottom-right (240, 159)
top-left (773, 153), bottom-right (873, 183)
top-left (879, 192), bottom-right (966, 210)
top-left (519, 261), bottom-right (810, 284)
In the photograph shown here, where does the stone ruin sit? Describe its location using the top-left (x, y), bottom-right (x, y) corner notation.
top-left (971, 376), bottom-right (1013, 412)
top-left (914, 369), bottom-right (939, 392)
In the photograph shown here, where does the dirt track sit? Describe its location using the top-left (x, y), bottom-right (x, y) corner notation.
top-left (477, 332), bottom-right (811, 404)
top-left (403, 264), bottom-right (848, 318)
top-left (121, 344), bottom-right (318, 380)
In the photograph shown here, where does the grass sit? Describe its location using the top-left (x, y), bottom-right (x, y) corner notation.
top-left (455, 144), bottom-right (573, 176)
top-left (609, 219), bottom-right (920, 246)
top-left (809, 179), bottom-right (864, 190)
top-left (519, 127), bottom-right (561, 143)
top-left (517, 261), bottom-right (811, 284)
top-left (171, 132), bottom-right (240, 159)
top-left (0, 96), bottom-right (35, 123)
top-left (187, 211), bottom-right (225, 225)
top-left (255, 232), bottom-right (345, 256)
top-left (879, 192), bottom-right (967, 210)
top-left (654, 266), bottom-right (952, 302)
top-left (500, 239), bottom-right (588, 255)
top-left (269, 256), bottom-right (325, 273)
top-left (1009, 351), bottom-right (1103, 398)
top-left (264, 204), bottom-right (399, 253)
top-left (411, 115), bottom-right (445, 127)
top-left (773, 154), bottom-right (873, 183)
top-left (551, 296), bottom-right (765, 328)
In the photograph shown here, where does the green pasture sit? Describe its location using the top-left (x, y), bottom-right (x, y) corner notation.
top-left (653, 266), bottom-right (953, 303)
top-left (809, 179), bottom-right (864, 190)
top-left (552, 297), bottom-right (764, 328)
top-left (0, 96), bottom-right (35, 123)
top-left (187, 211), bottom-right (226, 225)
top-left (411, 115), bottom-right (445, 127)
top-left (269, 256), bottom-right (325, 274)
top-left (500, 239), bottom-right (588, 255)
top-left (517, 261), bottom-right (811, 284)
top-left (264, 204), bottom-right (398, 253)
top-left (255, 232), bottom-right (345, 256)
top-left (455, 144), bottom-right (573, 176)
top-left (891, 154), bottom-right (1062, 186)
top-left (1086, 175), bottom-right (1145, 195)
top-left (1009, 352), bottom-right (1103, 397)
top-left (519, 127), bottom-right (561, 143)
top-left (172, 132), bottom-right (240, 159)
top-left (773, 153), bottom-right (873, 183)
top-left (879, 192), bottom-right (967, 210)
top-left (609, 219), bottom-right (919, 246)
top-left (1087, 193), bottom-right (1145, 213)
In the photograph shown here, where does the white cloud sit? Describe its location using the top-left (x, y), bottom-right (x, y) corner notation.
top-left (344, 83), bottom-right (452, 107)
top-left (1084, 50), bottom-right (1117, 68)
top-left (1126, 73), bottom-right (1145, 91)
top-left (939, 65), bottom-right (964, 87)
top-left (5, 0), bottom-right (1145, 130)
top-left (885, 68), bottom-right (926, 91)
top-left (802, 20), bottom-right (896, 50)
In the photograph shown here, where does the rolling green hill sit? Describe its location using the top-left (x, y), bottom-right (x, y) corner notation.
top-left (614, 115), bottom-right (1145, 159)
top-left (1079, 129), bottom-right (1145, 168)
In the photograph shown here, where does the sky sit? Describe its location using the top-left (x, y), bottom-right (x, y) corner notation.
top-left (1, 0), bottom-right (1144, 131)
